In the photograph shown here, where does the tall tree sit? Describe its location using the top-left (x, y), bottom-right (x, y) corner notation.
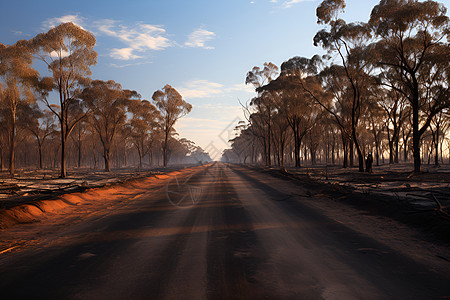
top-left (0, 41), bottom-right (39, 176)
top-left (369, 0), bottom-right (449, 172)
top-left (81, 79), bottom-right (139, 171)
top-left (314, 3), bottom-right (373, 171)
top-left (31, 22), bottom-right (97, 177)
top-left (152, 84), bottom-right (191, 167)
top-left (128, 99), bottom-right (160, 169)
top-left (258, 57), bottom-right (324, 168)
top-left (246, 62), bottom-right (279, 166)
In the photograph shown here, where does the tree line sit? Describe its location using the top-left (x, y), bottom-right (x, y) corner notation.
top-left (0, 22), bottom-right (207, 178)
top-left (224, 0), bottom-right (449, 173)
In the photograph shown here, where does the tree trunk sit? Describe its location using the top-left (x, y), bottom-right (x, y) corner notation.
top-left (104, 146), bottom-right (111, 172)
top-left (38, 141), bottom-right (43, 169)
top-left (78, 142), bottom-right (82, 168)
top-left (163, 134), bottom-right (168, 167)
top-left (279, 137), bottom-right (285, 167)
top-left (412, 80), bottom-right (421, 172)
top-left (342, 132), bottom-right (348, 168)
top-left (0, 146), bottom-right (3, 171)
top-left (434, 126), bottom-right (439, 166)
top-left (331, 137), bottom-right (335, 165)
top-left (292, 124), bottom-right (300, 168)
top-left (59, 78), bottom-right (67, 178)
top-left (137, 146), bottom-right (142, 169)
top-left (389, 140), bottom-right (394, 164)
top-left (394, 135), bottom-right (400, 164)
top-left (403, 131), bottom-right (410, 162)
top-left (267, 123), bottom-right (271, 167)
top-left (8, 121), bottom-right (15, 177)
top-left (349, 139), bottom-right (354, 167)
top-left (60, 128), bottom-right (66, 178)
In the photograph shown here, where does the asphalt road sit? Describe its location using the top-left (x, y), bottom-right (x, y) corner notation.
top-left (0, 163), bottom-right (449, 299)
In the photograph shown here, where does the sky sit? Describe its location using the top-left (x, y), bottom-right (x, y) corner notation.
top-left (2, 0), bottom-right (449, 160)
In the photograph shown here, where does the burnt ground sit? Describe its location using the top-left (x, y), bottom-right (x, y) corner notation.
top-left (0, 165), bottom-right (200, 210)
top-left (247, 163), bottom-right (450, 246)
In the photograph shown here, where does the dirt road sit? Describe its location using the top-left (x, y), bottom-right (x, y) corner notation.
top-left (0, 163), bottom-right (449, 299)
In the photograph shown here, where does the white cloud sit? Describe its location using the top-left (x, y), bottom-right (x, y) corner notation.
top-left (96, 20), bottom-right (172, 60)
top-left (178, 80), bottom-right (224, 99)
top-left (283, 0), bottom-right (312, 8)
top-left (110, 47), bottom-right (143, 60)
top-left (185, 28), bottom-right (216, 49)
top-left (41, 15), bottom-right (217, 62)
top-left (42, 14), bottom-right (86, 29)
top-left (109, 60), bottom-right (152, 68)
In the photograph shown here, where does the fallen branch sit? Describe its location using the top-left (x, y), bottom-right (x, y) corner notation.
top-left (431, 193), bottom-right (450, 220)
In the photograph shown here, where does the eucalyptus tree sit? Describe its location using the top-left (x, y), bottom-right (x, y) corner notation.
top-left (22, 106), bottom-right (55, 169)
top-left (429, 111), bottom-right (449, 166)
top-left (152, 84), bottom-right (191, 167)
top-left (229, 126), bottom-right (255, 164)
top-left (31, 22), bottom-right (97, 177)
top-left (368, 0), bottom-right (450, 172)
top-left (69, 114), bottom-right (87, 168)
top-left (401, 117), bottom-right (413, 162)
top-left (314, 2), bottom-right (373, 171)
top-left (365, 92), bottom-right (385, 166)
top-left (245, 62), bottom-right (279, 166)
top-left (258, 57), bottom-right (324, 168)
top-left (274, 56), bottom-right (354, 168)
top-left (371, 85), bottom-right (408, 164)
top-left (272, 111), bottom-right (289, 167)
top-left (0, 40), bottom-right (39, 176)
top-left (128, 99), bottom-right (161, 169)
top-left (80, 79), bottom-right (139, 171)
top-left (317, 65), bottom-right (354, 167)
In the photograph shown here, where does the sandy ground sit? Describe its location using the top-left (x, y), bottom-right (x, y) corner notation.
top-left (0, 165), bottom-right (199, 208)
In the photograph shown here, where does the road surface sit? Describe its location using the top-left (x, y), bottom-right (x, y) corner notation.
top-left (0, 163), bottom-right (449, 299)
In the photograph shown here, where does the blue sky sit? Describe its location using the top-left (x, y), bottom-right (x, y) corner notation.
top-left (2, 0), bottom-right (448, 159)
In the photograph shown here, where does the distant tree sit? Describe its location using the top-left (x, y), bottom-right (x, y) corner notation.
top-left (229, 128), bottom-right (253, 164)
top-left (128, 99), bottom-right (160, 169)
top-left (22, 106), bottom-right (55, 169)
top-left (69, 114), bottom-right (87, 168)
top-left (429, 111), bottom-right (449, 166)
top-left (80, 79), bottom-right (139, 171)
top-left (152, 84), bottom-right (192, 167)
top-left (0, 41), bottom-right (39, 176)
top-left (188, 146), bottom-right (212, 164)
top-left (31, 22), bottom-right (97, 177)
top-left (170, 138), bottom-right (194, 164)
